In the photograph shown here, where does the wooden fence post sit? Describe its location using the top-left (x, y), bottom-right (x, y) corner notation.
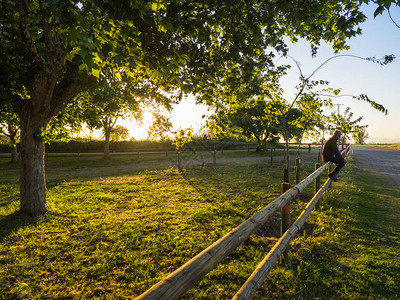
top-left (280, 182), bottom-right (291, 265)
top-left (294, 157), bottom-right (300, 201)
top-left (283, 168), bottom-right (289, 183)
top-left (213, 149), bottom-right (217, 165)
top-left (295, 157), bottom-right (300, 185)
top-left (178, 150), bottom-right (182, 170)
top-left (270, 145), bottom-right (273, 166)
top-left (308, 143), bottom-right (311, 153)
top-left (345, 144), bottom-right (351, 157)
top-left (328, 165), bottom-right (332, 188)
top-left (314, 163), bottom-right (321, 210)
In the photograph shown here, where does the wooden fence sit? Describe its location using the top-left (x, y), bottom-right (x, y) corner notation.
top-left (136, 145), bottom-right (351, 299)
top-left (0, 142), bottom-right (316, 157)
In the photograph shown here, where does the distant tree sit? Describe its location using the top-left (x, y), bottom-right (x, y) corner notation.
top-left (109, 126), bottom-right (130, 142)
top-left (147, 113), bottom-right (173, 142)
top-left (172, 127), bottom-right (193, 170)
top-left (328, 106), bottom-right (366, 146)
top-left (81, 82), bottom-right (141, 159)
top-left (0, 104), bottom-right (20, 163)
top-left (352, 126), bottom-right (369, 145)
top-left (172, 128), bottom-right (193, 151)
top-left (207, 99), bottom-right (281, 151)
top-left (292, 93), bottom-right (328, 153)
top-left (0, 100), bottom-right (83, 163)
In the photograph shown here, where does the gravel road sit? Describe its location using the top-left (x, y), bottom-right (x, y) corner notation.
top-left (352, 146), bottom-right (400, 190)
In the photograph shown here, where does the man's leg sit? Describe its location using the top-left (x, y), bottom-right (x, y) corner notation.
top-left (330, 156), bottom-right (346, 175)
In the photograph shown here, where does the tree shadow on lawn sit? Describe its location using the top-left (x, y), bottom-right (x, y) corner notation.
top-left (0, 210), bottom-right (40, 241)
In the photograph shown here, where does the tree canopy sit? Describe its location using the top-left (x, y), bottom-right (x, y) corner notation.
top-left (207, 99), bottom-right (303, 151)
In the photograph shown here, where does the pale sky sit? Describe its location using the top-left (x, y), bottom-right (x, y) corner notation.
top-left (280, 4), bottom-right (400, 143)
top-left (123, 4), bottom-right (400, 143)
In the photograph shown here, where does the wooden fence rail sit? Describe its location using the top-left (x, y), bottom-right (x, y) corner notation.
top-left (136, 145), bottom-right (351, 300)
top-left (233, 178), bottom-right (332, 299)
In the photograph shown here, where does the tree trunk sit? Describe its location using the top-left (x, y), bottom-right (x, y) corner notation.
top-left (255, 136), bottom-right (261, 152)
top-left (10, 145), bottom-right (18, 163)
top-left (104, 126), bottom-right (111, 159)
top-left (9, 127), bottom-right (19, 163)
top-left (19, 119), bottom-right (47, 214)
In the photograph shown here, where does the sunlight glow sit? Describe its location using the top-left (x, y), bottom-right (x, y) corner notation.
top-left (118, 96), bottom-right (210, 140)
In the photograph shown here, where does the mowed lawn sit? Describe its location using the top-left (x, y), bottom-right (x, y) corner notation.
top-left (1, 151), bottom-right (400, 299)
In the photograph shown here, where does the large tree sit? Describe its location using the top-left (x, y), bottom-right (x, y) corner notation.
top-left (1, 0), bottom-right (382, 213)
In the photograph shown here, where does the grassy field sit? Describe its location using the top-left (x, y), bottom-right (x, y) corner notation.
top-left (1, 150), bottom-right (399, 299)
top-left (361, 143), bottom-right (400, 150)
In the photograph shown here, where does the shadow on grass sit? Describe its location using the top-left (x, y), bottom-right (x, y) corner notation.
top-left (0, 210), bottom-right (40, 241)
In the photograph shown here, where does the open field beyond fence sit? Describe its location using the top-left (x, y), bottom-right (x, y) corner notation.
top-left (1, 150), bottom-right (400, 299)
top-left (362, 143), bottom-right (400, 150)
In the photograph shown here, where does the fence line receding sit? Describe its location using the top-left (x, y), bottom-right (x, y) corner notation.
top-left (136, 145), bottom-right (351, 300)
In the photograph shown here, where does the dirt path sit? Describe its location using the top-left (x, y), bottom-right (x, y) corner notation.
top-left (352, 146), bottom-right (400, 190)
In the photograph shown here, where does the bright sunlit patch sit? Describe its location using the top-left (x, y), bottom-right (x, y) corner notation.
top-left (169, 96), bottom-right (210, 132)
top-left (118, 96), bottom-right (211, 140)
top-left (120, 110), bottom-right (154, 140)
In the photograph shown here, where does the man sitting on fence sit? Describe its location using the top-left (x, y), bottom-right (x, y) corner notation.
top-left (322, 129), bottom-right (347, 182)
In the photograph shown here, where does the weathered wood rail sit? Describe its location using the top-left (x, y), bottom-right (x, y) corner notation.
top-left (233, 178), bottom-right (332, 299)
top-left (136, 145), bottom-right (351, 300)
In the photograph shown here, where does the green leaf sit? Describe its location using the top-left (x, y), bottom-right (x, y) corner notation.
top-left (91, 67), bottom-right (100, 78)
top-left (384, 0), bottom-right (393, 9)
top-left (139, 9), bottom-right (146, 20)
top-left (78, 48), bottom-right (88, 59)
top-left (83, 53), bottom-right (94, 69)
top-left (374, 6), bottom-right (385, 18)
top-left (102, 22), bottom-right (113, 34)
top-left (65, 49), bottom-right (77, 62)
top-left (161, 65), bottom-right (171, 75)
top-left (152, 69), bottom-right (163, 80)
top-left (151, 3), bottom-right (158, 11)
top-left (113, 54), bottom-right (125, 64)
top-left (354, 94), bottom-right (388, 115)
top-left (67, 28), bottom-right (79, 41)
top-left (79, 63), bottom-right (88, 72)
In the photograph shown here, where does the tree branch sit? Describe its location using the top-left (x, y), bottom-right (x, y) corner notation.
top-left (49, 65), bottom-right (96, 122)
top-left (388, 9), bottom-right (400, 29)
top-left (19, 0), bottom-right (51, 72)
top-left (39, 0), bottom-right (53, 49)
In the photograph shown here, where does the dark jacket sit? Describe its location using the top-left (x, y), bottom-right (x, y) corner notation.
top-left (322, 136), bottom-right (342, 162)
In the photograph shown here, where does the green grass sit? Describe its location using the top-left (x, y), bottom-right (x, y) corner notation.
top-left (1, 151), bottom-right (399, 299)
